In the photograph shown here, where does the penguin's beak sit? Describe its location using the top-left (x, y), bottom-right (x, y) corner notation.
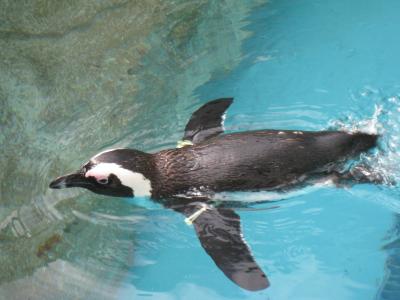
top-left (49, 172), bottom-right (88, 189)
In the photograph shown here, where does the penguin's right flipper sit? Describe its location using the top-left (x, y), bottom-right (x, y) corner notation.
top-left (181, 98), bottom-right (233, 145)
top-left (171, 202), bottom-right (269, 291)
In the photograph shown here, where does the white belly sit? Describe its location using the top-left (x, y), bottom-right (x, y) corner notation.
top-left (212, 179), bottom-right (335, 203)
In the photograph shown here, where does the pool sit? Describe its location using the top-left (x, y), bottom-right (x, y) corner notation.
top-left (1, 0), bottom-right (400, 299)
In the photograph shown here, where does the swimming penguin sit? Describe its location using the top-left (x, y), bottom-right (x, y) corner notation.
top-left (49, 98), bottom-right (379, 291)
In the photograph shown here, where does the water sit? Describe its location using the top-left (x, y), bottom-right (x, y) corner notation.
top-left (1, 0), bottom-right (400, 299)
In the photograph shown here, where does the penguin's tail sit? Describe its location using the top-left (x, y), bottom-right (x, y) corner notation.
top-left (351, 132), bottom-right (379, 154)
top-left (332, 133), bottom-right (385, 186)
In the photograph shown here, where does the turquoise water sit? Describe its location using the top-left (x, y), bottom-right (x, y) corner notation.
top-left (2, 0), bottom-right (400, 299)
top-left (121, 1), bottom-right (400, 299)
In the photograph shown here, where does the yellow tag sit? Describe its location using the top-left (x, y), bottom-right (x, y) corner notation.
top-left (176, 140), bottom-right (194, 148)
top-left (184, 205), bottom-right (209, 225)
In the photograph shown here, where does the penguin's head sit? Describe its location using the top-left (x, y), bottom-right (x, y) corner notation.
top-left (49, 149), bottom-right (153, 198)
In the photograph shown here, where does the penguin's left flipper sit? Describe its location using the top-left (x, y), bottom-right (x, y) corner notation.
top-left (171, 202), bottom-right (270, 291)
top-left (182, 98), bottom-right (233, 144)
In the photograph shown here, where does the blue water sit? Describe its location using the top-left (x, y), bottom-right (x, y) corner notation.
top-left (118, 0), bottom-right (400, 299)
top-left (2, 0), bottom-right (400, 299)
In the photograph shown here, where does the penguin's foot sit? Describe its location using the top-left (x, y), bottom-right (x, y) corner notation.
top-left (331, 164), bottom-right (393, 186)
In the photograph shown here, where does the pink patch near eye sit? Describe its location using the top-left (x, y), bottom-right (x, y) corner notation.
top-left (85, 169), bottom-right (108, 181)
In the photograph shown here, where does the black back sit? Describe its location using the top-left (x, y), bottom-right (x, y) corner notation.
top-left (154, 130), bottom-right (377, 196)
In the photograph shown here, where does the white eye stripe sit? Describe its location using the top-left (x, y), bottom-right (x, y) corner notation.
top-left (86, 163), bottom-right (152, 196)
top-left (92, 148), bottom-right (124, 159)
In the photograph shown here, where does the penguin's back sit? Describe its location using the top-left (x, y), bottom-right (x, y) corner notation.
top-left (154, 130), bottom-right (377, 196)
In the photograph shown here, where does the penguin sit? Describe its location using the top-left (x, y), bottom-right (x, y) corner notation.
top-left (49, 98), bottom-right (379, 291)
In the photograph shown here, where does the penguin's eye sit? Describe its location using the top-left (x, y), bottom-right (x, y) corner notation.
top-left (97, 178), bottom-right (109, 185)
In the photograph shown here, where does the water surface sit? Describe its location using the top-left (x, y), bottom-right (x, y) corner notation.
top-left (1, 0), bottom-right (400, 299)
